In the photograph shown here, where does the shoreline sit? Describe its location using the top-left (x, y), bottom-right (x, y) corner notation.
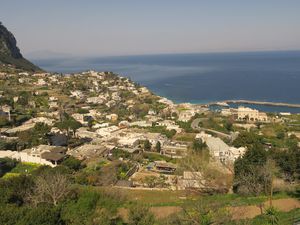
top-left (208, 100), bottom-right (300, 108)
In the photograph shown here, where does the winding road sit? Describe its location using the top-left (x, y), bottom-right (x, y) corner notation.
top-left (191, 118), bottom-right (236, 141)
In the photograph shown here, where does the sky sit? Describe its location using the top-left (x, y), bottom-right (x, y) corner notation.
top-left (1, 0), bottom-right (300, 58)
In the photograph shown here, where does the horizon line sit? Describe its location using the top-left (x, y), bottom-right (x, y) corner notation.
top-left (27, 49), bottom-right (300, 60)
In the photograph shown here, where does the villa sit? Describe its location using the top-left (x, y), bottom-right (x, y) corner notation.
top-left (236, 106), bottom-right (269, 122)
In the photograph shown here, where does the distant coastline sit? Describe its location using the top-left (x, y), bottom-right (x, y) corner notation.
top-left (32, 50), bottom-right (300, 112)
top-left (209, 100), bottom-right (300, 108)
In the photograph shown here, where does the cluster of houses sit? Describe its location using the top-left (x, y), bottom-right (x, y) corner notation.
top-left (0, 70), bottom-right (192, 169)
top-left (0, 70), bottom-right (251, 191)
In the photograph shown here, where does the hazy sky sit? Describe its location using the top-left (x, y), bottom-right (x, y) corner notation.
top-left (1, 0), bottom-right (300, 57)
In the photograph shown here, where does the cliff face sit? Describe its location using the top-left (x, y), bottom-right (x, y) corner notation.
top-left (0, 22), bottom-right (42, 72)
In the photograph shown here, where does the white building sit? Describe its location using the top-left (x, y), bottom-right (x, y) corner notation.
top-left (76, 127), bottom-right (99, 139)
top-left (106, 114), bottom-right (118, 122)
top-left (96, 126), bottom-right (119, 137)
top-left (0, 150), bottom-right (56, 167)
top-left (70, 90), bottom-right (84, 99)
top-left (0, 145), bottom-right (66, 167)
top-left (196, 132), bottom-right (246, 163)
top-left (24, 117), bottom-right (54, 126)
top-left (237, 106), bottom-right (268, 122)
top-left (130, 120), bottom-right (152, 127)
top-left (157, 120), bottom-right (182, 133)
top-left (72, 113), bottom-right (85, 124)
top-left (178, 110), bottom-right (196, 122)
top-left (36, 78), bottom-right (47, 86)
top-left (161, 142), bottom-right (188, 158)
top-left (87, 96), bottom-right (104, 104)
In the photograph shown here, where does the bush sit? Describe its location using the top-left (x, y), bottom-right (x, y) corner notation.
top-left (128, 205), bottom-right (155, 225)
top-left (233, 146), bottom-right (269, 195)
top-left (61, 191), bottom-right (100, 225)
top-left (0, 174), bottom-right (34, 205)
top-left (0, 157), bottom-right (18, 177)
top-left (62, 156), bottom-right (83, 171)
top-left (18, 205), bottom-right (63, 225)
top-left (0, 204), bottom-right (27, 225)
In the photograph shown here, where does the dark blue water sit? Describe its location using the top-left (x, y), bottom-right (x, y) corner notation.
top-left (32, 51), bottom-right (300, 112)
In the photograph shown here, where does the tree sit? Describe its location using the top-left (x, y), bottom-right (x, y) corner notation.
top-left (62, 191), bottom-right (100, 225)
top-left (0, 157), bottom-right (17, 177)
top-left (0, 204), bottom-right (27, 225)
top-left (233, 146), bottom-right (269, 195)
top-left (180, 199), bottom-right (232, 225)
top-left (17, 91), bottom-right (31, 106)
top-left (193, 139), bottom-right (207, 152)
top-left (233, 131), bottom-right (263, 149)
top-left (17, 122), bottom-right (50, 149)
top-left (28, 171), bottom-right (70, 206)
top-left (155, 141), bottom-right (161, 152)
top-left (224, 120), bottom-right (233, 131)
top-left (128, 205), bottom-right (155, 225)
top-left (143, 139), bottom-right (152, 151)
top-left (92, 208), bottom-right (114, 225)
top-left (276, 130), bottom-right (285, 140)
top-left (62, 156), bottom-right (83, 171)
top-left (18, 205), bottom-right (63, 225)
top-left (56, 112), bottom-right (81, 136)
top-left (0, 174), bottom-right (34, 205)
top-left (271, 146), bottom-right (300, 182)
top-left (0, 115), bottom-right (9, 127)
top-left (263, 159), bottom-right (278, 207)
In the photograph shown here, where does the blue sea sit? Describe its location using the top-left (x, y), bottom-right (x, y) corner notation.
top-left (31, 51), bottom-right (300, 113)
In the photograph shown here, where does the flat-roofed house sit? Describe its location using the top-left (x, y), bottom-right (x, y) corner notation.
top-left (161, 142), bottom-right (188, 158)
top-left (154, 161), bottom-right (177, 174)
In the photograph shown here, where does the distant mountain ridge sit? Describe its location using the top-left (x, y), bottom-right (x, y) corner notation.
top-left (0, 22), bottom-right (42, 72)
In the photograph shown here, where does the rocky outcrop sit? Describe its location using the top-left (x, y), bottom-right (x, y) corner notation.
top-left (0, 22), bottom-right (42, 71)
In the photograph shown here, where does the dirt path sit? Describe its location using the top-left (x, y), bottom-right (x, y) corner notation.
top-left (149, 206), bottom-right (182, 219)
top-left (118, 206), bottom-right (181, 222)
top-left (118, 198), bottom-right (300, 221)
top-left (230, 198), bottom-right (300, 220)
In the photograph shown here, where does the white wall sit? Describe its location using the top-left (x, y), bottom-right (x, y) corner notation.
top-left (0, 150), bottom-right (55, 167)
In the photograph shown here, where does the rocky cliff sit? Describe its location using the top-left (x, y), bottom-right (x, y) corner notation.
top-left (0, 22), bottom-right (42, 72)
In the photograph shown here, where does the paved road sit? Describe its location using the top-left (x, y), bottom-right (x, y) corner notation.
top-left (191, 118), bottom-right (233, 140)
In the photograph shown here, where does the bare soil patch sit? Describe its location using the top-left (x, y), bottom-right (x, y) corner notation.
top-left (230, 198), bottom-right (300, 220)
top-left (150, 206), bottom-right (182, 219)
top-left (118, 206), bottom-right (181, 222)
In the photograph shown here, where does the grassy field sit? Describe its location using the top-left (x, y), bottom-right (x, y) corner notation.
top-left (2, 162), bottom-right (40, 179)
top-left (87, 186), bottom-right (300, 223)
top-left (90, 186), bottom-right (299, 208)
top-left (173, 133), bottom-right (196, 142)
top-left (249, 208), bottom-right (300, 225)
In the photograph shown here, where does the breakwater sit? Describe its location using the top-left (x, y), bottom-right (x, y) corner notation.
top-left (216, 100), bottom-right (300, 108)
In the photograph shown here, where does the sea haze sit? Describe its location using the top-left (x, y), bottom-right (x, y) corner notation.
top-left (31, 51), bottom-right (300, 106)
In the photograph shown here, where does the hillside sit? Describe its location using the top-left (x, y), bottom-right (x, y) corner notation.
top-left (0, 22), bottom-right (42, 72)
